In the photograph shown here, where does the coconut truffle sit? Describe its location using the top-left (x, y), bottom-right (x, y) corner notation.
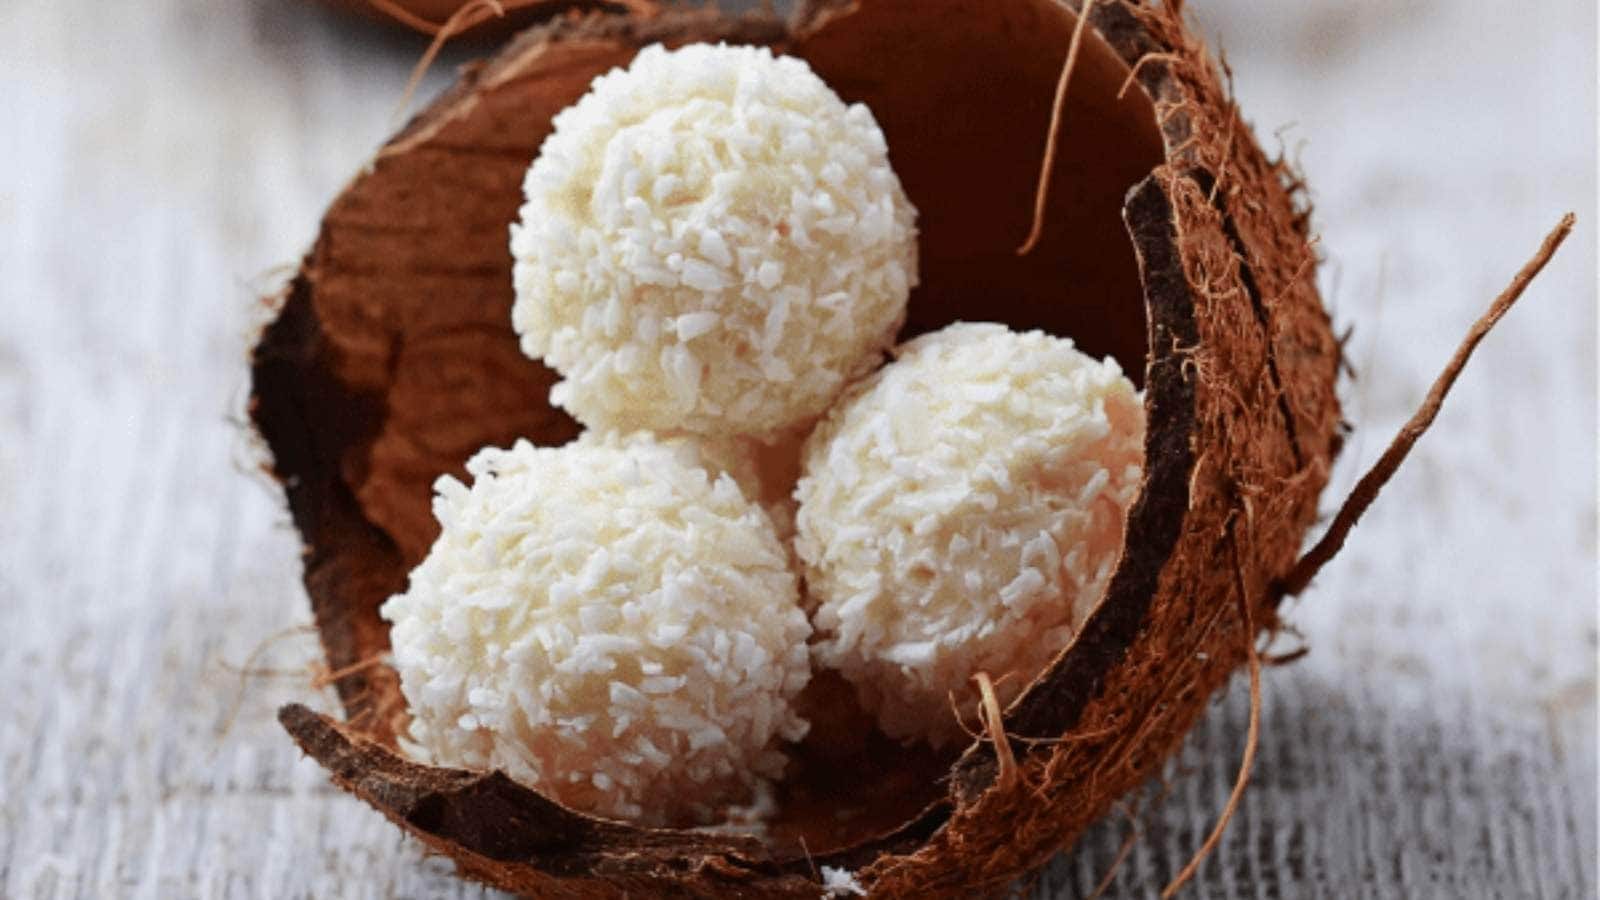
top-left (510, 42), bottom-right (918, 440)
top-left (794, 323), bottom-right (1145, 747)
top-left (590, 428), bottom-right (805, 544)
top-left (381, 435), bottom-right (812, 826)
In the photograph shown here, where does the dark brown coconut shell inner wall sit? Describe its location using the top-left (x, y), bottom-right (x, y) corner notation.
top-left (253, 0), bottom-right (1163, 861)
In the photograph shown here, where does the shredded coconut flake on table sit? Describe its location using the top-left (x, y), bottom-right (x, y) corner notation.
top-left (819, 865), bottom-right (868, 897)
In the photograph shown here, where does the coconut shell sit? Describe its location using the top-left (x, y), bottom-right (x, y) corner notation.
top-left (250, 0), bottom-right (1343, 895)
top-left (318, 0), bottom-right (661, 39)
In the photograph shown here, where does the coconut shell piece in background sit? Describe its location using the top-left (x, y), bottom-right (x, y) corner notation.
top-left (316, 0), bottom-right (661, 40)
top-left (250, 0), bottom-right (1348, 895)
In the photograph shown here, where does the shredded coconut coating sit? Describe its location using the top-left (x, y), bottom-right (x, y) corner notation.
top-left (381, 436), bottom-right (812, 826)
top-left (794, 323), bottom-right (1146, 747)
top-left (511, 43), bottom-right (918, 440)
top-left (591, 428), bottom-right (803, 544)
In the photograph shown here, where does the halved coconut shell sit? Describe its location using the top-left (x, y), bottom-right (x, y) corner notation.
top-left (250, 0), bottom-right (1343, 894)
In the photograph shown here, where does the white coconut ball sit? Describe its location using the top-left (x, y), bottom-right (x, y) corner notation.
top-left (511, 42), bottom-right (918, 441)
top-left (381, 435), bottom-right (812, 826)
top-left (794, 323), bottom-right (1146, 747)
top-left (591, 428), bottom-right (805, 545)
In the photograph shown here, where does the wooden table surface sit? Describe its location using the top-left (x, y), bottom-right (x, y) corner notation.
top-left (1, 1), bottom-right (1593, 896)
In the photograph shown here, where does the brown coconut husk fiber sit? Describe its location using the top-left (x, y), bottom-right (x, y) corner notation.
top-left (249, 0), bottom-right (1571, 895)
top-left (332, 0), bottom-right (661, 38)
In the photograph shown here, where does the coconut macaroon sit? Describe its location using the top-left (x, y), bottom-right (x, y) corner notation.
top-left (380, 435), bottom-right (812, 826)
top-left (511, 42), bottom-right (918, 440)
top-left (594, 428), bottom-right (805, 544)
top-left (794, 323), bottom-right (1146, 747)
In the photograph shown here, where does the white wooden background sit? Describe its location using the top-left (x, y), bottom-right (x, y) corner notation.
top-left (0, 1), bottom-right (1593, 897)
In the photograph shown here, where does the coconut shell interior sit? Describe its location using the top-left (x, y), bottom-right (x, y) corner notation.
top-left (252, 0), bottom-right (1343, 895)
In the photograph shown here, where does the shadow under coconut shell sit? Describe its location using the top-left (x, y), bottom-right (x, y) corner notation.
top-left (253, 0), bottom-right (1164, 863)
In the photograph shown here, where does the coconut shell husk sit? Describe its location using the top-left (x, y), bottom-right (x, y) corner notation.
top-left (250, 0), bottom-right (1345, 895)
top-left (319, 0), bottom-right (661, 40)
